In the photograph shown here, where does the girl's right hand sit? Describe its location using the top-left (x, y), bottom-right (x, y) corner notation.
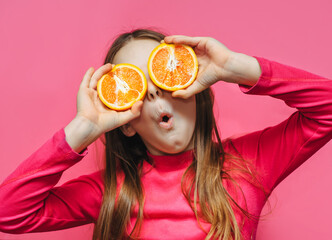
top-left (64, 64), bottom-right (143, 153)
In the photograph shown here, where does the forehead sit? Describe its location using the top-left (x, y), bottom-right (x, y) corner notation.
top-left (113, 39), bottom-right (160, 71)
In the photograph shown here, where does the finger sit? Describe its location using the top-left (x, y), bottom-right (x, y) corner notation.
top-left (89, 63), bottom-right (113, 89)
top-left (164, 35), bottom-right (189, 42)
top-left (116, 101), bottom-right (143, 125)
top-left (130, 100), bottom-right (144, 116)
top-left (164, 35), bottom-right (201, 48)
top-left (80, 67), bottom-right (95, 89)
top-left (94, 90), bottom-right (111, 112)
top-left (172, 81), bottom-right (208, 99)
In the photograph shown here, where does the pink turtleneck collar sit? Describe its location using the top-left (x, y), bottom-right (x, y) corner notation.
top-left (145, 150), bottom-right (194, 172)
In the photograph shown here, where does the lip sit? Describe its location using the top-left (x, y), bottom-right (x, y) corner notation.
top-left (158, 112), bottom-right (174, 130)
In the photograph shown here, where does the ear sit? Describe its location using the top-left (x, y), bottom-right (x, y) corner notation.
top-left (120, 123), bottom-right (137, 137)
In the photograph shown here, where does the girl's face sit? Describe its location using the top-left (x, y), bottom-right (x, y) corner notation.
top-left (113, 39), bottom-right (196, 156)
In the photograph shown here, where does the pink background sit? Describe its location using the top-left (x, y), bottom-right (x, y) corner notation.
top-left (0, 0), bottom-right (331, 239)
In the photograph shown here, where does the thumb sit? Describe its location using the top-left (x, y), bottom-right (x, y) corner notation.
top-left (172, 81), bottom-right (208, 99)
top-left (116, 101), bottom-right (143, 125)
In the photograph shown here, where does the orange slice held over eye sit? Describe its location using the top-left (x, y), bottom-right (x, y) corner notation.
top-left (97, 64), bottom-right (147, 111)
top-left (147, 43), bottom-right (198, 91)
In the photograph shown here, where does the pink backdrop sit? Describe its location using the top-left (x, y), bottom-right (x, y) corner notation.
top-left (1, 0), bottom-right (331, 239)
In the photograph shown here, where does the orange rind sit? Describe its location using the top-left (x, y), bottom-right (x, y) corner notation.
top-left (97, 63), bottom-right (147, 111)
top-left (148, 43), bottom-right (198, 91)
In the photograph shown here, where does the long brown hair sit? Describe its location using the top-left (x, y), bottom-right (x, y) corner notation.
top-left (93, 28), bottom-right (268, 240)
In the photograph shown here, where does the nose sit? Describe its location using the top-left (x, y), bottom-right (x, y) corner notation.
top-left (146, 80), bottom-right (163, 101)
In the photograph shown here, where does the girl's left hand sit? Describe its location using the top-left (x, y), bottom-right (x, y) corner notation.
top-left (164, 35), bottom-right (261, 99)
top-left (163, 35), bottom-right (234, 99)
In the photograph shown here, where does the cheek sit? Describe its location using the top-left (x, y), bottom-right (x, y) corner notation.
top-left (129, 102), bottom-right (153, 131)
top-left (175, 97), bottom-right (196, 125)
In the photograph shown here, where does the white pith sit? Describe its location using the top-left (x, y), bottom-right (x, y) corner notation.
top-left (166, 47), bottom-right (179, 72)
top-left (114, 74), bottom-right (130, 94)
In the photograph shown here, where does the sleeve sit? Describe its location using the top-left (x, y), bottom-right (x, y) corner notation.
top-left (0, 128), bottom-right (104, 233)
top-left (227, 57), bottom-right (332, 193)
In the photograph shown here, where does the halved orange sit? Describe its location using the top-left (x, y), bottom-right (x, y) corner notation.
top-left (97, 63), bottom-right (147, 111)
top-left (148, 43), bottom-right (198, 91)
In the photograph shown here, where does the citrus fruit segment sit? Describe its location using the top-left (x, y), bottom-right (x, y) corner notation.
top-left (97, 64), bottom-right (147, 111)
top-left (148, 43), bottom-right (198, 91)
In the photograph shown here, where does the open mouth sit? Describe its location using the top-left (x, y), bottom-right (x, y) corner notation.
top-left (162, 115), bottom-right (170, 123)
top-left (159, 113), bottom-right (173, 130)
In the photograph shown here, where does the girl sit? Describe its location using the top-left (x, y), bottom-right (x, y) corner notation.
top-left (0, 29), bottom-right (331, 240)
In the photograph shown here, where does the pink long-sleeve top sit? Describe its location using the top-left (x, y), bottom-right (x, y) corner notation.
top-left (0, 57), bottom-right (332, 240)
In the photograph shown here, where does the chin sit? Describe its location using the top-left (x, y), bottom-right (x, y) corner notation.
top-left (161, 142), bottom-right (193, 155)
top-left (144, 136), bottom-right (195, 156)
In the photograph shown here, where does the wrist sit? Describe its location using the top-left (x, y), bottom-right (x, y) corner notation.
top-left (64, 116), bottom-right (102, 153)
top-left (222, 52), bottom-right (262, 86)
